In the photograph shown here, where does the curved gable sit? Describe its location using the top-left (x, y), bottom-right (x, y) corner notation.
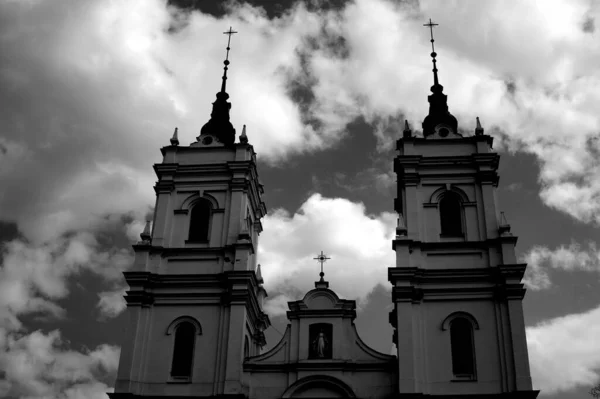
top-left (303, 289), bottom-right (339, 309)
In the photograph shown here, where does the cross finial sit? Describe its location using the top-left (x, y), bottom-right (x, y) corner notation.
top-left (313, 251), bottom-right (330, 281)
top-left (423, 18), bottom-right (440, 87)
top-left (220, 26), bottom-right (238, 93)
top-left (423, 18), bottom-right (438, 52)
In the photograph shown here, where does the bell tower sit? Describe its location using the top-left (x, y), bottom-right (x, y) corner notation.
top-left (111, 28), bottom-right (270, 398)
top-left (388, 20), bottom-right (539, 398)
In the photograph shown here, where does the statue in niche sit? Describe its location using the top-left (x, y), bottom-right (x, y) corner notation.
top-left (308, 323), bottom-right (332, 359)
top-left (313, 330), bottom-right (328, 357)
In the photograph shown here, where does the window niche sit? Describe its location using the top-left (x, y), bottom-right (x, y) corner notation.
top-left (439, 192), bottom-right (463, 237)
top-left (308, 323), bottom-right (333, 359)
top-left (170, 321), bottom-right (196, 380)
top-left (449, 317), bottom-right (477, 380)
top-left (188, 198), bottom-right (211, 242)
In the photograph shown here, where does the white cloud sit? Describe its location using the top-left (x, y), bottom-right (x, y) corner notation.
top-left (0, 328), bottom-right (120, 398)
top-left (259, 194), bottom-right (396, 316)
top-left (1, 0), bottom-right (600, 396)
top-left (97, 289), bottom-right (127, 320)
top-left (522, 241), bottom-right (600, 290)
top-left (527, 305), bottom-right (600, 395)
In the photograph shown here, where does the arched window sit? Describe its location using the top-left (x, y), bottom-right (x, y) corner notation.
top-left (171, 322), bottom-right (196, 378)
top-left (439, 193), bottom-right (463, 236)
top-left (244, 335), bottom-right (250, 360)
top-left (188, 199), bottom-right (211, 242)
top-left (450, 318), bottom-right (476, 378)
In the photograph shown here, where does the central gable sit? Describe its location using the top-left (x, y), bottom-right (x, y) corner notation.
top-left (303, 290), bottom-right (338, 309)
top-left (244, 278), bottom-right (397, 399)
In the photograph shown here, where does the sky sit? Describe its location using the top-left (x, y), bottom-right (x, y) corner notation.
top-left (0, 0), bottom-right (599, 398)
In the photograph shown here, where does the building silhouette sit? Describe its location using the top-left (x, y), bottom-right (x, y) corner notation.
top-left (109, 26), bottom-right (540, 399)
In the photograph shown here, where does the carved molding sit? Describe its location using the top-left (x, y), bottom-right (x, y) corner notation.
top-left (166, 316), bottom-right (203, 335)
top-left (281, 375), bottom-right (357, 398)
top-left (441, 311), bottom-right (480, 331)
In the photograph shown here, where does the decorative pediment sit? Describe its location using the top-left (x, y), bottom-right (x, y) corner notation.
top-left (303, 289), bottom-right (339, 309)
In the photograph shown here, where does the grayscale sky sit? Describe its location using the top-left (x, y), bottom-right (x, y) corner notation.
top-left (0, 0), bottom-right (599, 398)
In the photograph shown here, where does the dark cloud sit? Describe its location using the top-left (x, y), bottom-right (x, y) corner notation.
top-left (167, 0), bottom-right (349, 18)
top-left (505, 79), bottom-right (516, 95)
top-left (582, 15), bottom-right (595, 33)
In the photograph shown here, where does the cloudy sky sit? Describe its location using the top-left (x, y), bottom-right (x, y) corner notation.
top-left (1, 0), bottom-right (600, 397)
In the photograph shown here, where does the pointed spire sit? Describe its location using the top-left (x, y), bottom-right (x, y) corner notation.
top-left (199, 27), bottom-right (238, 146)
top-left (396, 214), bottom-right (407, 237)
top-left (256, 263), bottom-right (264, 285)
top-left (170, 127), bottom-right (179, 145)
top-left (240, 124), bottom-right (248, 143)
top-left (220, 27), bottom-right (237, 94)
top-left (424, 19), bottom-right (441, 91)
top-left (140, 220), bottom-right (152, 242)
top-left (421, 19), bottom-right (458, 137)
top-left (475, 116), bottom-right (484, 136)
top-left (402, 119), bottom-right (412, 138)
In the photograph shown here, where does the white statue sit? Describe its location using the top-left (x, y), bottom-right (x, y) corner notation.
top-left (313, 329), bottom-right (328, 358)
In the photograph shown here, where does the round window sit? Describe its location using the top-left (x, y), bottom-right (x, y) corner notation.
top-left (438, 127), bottom-right (450, 137)
top-left (202, 136), bottom-right (213, 145)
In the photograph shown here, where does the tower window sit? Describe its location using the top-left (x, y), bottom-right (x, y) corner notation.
top-left (171, 321), bottom-right (196, 378)
top-left (450, 318), bottom-right (476, 378)
top-left (188, 199), bottom-right (211, 242)
top-left (244, 335), bottom-right (250, 360)
top-left (439, 193), bottom-right (463, 236)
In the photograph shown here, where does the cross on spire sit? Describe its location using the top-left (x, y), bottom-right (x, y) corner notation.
top-left (313, 251), bottom-right (330, 281)
top-left (423, 18), bottom-right (440, 87)
top-left (220, 26), bottom-right (238, 93)
top-left (423, 18), bottom-right (438, 52)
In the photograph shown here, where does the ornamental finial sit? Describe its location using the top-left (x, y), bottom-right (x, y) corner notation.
top-left (170, 127), bottom-right (179, 145)
top-left (140, 220), bottom-right (152, 242)
top-left (403, 119), bottom-right (412, 138)
top-left (256, 263), bottom-right (264, 285)
top-left (240, 124), bottom-right (248, 143)
top-left (475, 116), bottom-right (484, 136)
top-left (499, 211), bottom-right (512, 236)
top-left (396, 214), bottom-right (407, 237)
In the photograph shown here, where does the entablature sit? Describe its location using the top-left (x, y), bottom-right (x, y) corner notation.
top-left (391, 237), bottom-right (519, 252)
top-left (243, 359), bottom-right (396, 372)
top-left (122, 271), bottom-right (270, 329)
top-left (388, 264), bottom-right (529, 302)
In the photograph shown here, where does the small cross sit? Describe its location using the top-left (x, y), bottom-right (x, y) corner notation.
top-left (313, 251), bottom-right (330, 279)
top-left (423, 18), bottom-right (438, 52)
top-left (223, 26), bottom-right (238, 60)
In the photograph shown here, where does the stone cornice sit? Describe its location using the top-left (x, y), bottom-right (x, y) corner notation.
top-left (392, 238), bottom-right (520, 251)
top-left (394, 152), bottom-right (500, 185)
top-left (243, 359), bottom-right (396, 373)
top-left (123, 271), bottom-right (271, 326)
top-left (286, 308), bottom-right (357, 320)
top-left (388, 265), bottom-right (529, 302)
top-left (396, 134), bottom-right (495, 149)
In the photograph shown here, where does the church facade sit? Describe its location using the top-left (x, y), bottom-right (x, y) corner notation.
top-left (109, 26), bottom-right (540, 399)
